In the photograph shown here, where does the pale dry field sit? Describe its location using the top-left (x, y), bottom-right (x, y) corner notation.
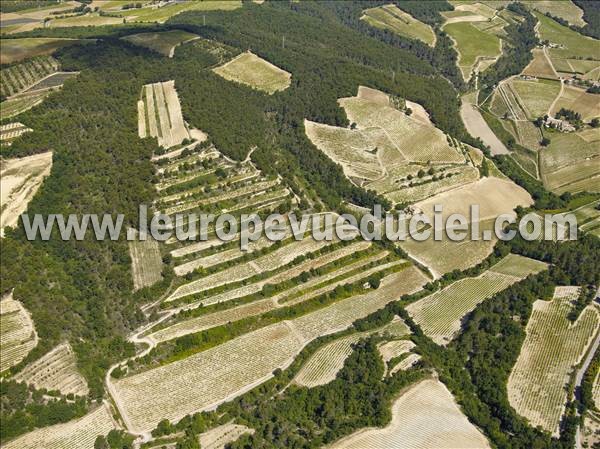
top-left (2, 402), bottom-right (116, 449)
top-left (13, 342), bottom-right (88, 397)
top-left (0, 151), bottom-right (52, 235)
top-left (360, 4), bottom-right (436, 46)
top-left (521, 48), bottom-right (558, 79)
top-left (328, 378), bottom-right (491, 449)
top-left (0, 293), bottom-right (37, 372)
top-left (213, 52), bottom-right (291, 94)
top-left (406, 254), bottom-right (547, 345)
top-left (114, 266), bottom-right (427, 432)
top-left (199, 423), bottom-right (254, 449)
top-left (508, 286), bottom-right (600, 436)
top-left (139, 80), bottom-right (190, 148)
top-left (549, 84), bottom-right (600, 122)
top-left (128, 231), bottom-right (163, 291)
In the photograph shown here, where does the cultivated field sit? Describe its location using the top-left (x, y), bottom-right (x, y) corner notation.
top-left (0, 122), bottom-right (32, 145)
top-left (0, 151), bottom-right (52, 235)
top-left (521, 48), bottom-right (558, 79)
top-left (361, 4), bottom-right (436, 46)
top-left (0, 38), bottom-right (90, 64)
top-left (199, 423), bottom-right (254, 449)
top-left (0, 92), bottom-right (49, 120)
top-left (549, 85), bottom-right (600, 122)
top-left (329, 378), bottom-right (491, 449)
top-left (306, 86), bottom-right (472, 204)
top-left (213, 51), bottom-right (291, 94)
top-left (535, 12), bottom-right (600, 63)
top-left (12, 342), bottom-right (89, 397)
top-left (0, 293), bottom-right (37, 373)
top-left (406, 254), bottom-right (547, 345)
top-left (0, 55), bottom-right (59, 98)
top-left (523, 0), bottom-right (585, 26)
top-left (460, 97), bottom-right (509, 155)
top-left (139, 80), bottom-right (190, 148)
top-left (509, 78), bottom-right (561, 119)
top-left (508, 287), bottom-right (600, 436)
top-left (2, 402), bottom-right (116, 449)
top-left (117, 1), bottom-right (241, 23)
top-left (122, 30), bottom-right (199, 57)
top-left (113, 266), bottom-right (427, 432)
top-left (129, 231), bottom-right (163, 291)
top-left (443, 20), bottom-right (502, 81)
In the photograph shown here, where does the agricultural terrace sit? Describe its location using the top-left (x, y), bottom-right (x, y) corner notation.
top-left (199, 423), bottom-right (254, 449)
top-left (0, 92), bottom-right (49, 120)
top-left (0, 293), bottom-right (37, 373)
top-left (3, 402), bottom-right (116, 449)
top-left (0, 122), bottom-right (32, 146)
top-left (150, 242), bottom-right (389, 342)
top-left (306, 86), bottom-right (474, 205)
top-left (443, 20), bottom-right (502, 81)
top-left (508, 287), bottom-right (600, 436)
top-left (539, 130), bottom-right (600, 194)
top-left (12, 343), bottom-right (89, 397)
top-left (121, 30), bottom-right (199, 57)
top-left (293, 319), bottom-right (410, 387)
top-left (138, 80), bottom-right (191, 149)
top-left (406, 254), bottom-right (547, 345)
top-left (128, 231), bottom-right (163, 291)
top-left (0, 55), bottom-right (59, 98)
top-left (572, 201), bottom-right (600, 237)
top-left (329, 378), bottom-right (491, 449)
top-left (0, 38), bottom-right (91, 64)
top-left (0, 151), bottom-right (52, 235)
top-left (113, 266), bottom-right (427, 432)
top-left (213, 51), bottom-right (291, 94)
top-left (360, 4), bottom-right (436, 46)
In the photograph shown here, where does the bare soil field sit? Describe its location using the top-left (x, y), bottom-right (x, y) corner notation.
top-left (508, 287), bottom-right (600, 436)
top-left (0, 151), bottom-right (52, 235)
top-left (13, 342), bottom-right (89, 397)
top-left (213, 51), bottom-right (291, 94)
top-left (199, 423), bottom-right (254, 449)
top-left (328, 378), bottom-right (491, 449)
top-left (460, 98), bottom-right (509, 155)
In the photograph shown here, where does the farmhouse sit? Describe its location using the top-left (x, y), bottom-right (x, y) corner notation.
top-left (544, 116), bottom-right (576, 132)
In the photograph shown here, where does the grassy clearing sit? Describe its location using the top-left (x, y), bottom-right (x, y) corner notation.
top-left (115, 267), bottom-right (427, 432)
top-left (361, 4), bottom-right (436, 46)
top-left (128, 232), bottom-right (162, 291)
top-left (0, 151), bottom-right (52, 234)
top-left (330, 378), bottom-right (491, 449)
top-left (443, 21), bottom-right (501, 80)
top-left (2, 403), bottom-right (116, 449)
top-left (0, 293), bottom-right (37, 373)
top-left (508, 287), bottom-right (599, 436)
top-left (509, 78), bottom-right (561, 119)
top-left (13, 342), bottom-right (88, 397)
top-left (213, 51), bottom-right (291, 94)
top-left (0, 38), bottom-right (90, 64)
top-left (406, 254), bottom-right (546, 345)
top-left (121, 30), bottom-right (198, 57)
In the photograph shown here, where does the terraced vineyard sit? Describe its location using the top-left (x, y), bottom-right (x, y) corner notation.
top-left (0, 122), bottom-right (32, 145)
top-left (113, 265), bottom-right (427, 432)
top-left (508, 286), bottom-right (600, 436)
top-left (2, 403), bottom-right (116, 449)
top-left (406, 254), bottom-right (547, 345)
top-left (13, 342), bottom-right (89, 397)
top-left (0, 293), bottom-right (37, 372)
top-left (330, 378), bottom-right (491, 448)
top-left (305, 86), bottom-right (473, 205)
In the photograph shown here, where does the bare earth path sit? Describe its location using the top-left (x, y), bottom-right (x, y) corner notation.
top-left (460, 97), bottom-right (509, 155)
